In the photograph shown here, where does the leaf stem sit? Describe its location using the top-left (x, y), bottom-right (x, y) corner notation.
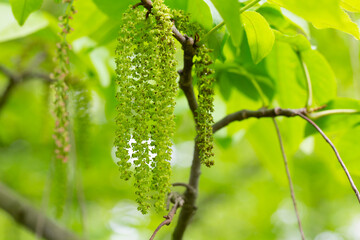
top-left (297, 112), bottom-right (360, 204)
top-left (298, 53), bottom-right (313, 109)
top-left (198, 0), bottom-right (261, 45)
top-left (273, 119), bottom-right (306, 240)
top-left (250, 76), bottom-right (268, 107)
top-left (309, 109), bottom-right (359, 119)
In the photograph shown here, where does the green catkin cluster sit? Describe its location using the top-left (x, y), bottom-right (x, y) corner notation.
top-left (172, 10), bottom-right (216, 166)
top-left (50, 0), bottom-right (76, 217)
top-left (115, 0), bottom-right (177, 214)
top-left (51, 0), bottom-right (76, 163)
top-left (194, 46), bottom-right (215, 167)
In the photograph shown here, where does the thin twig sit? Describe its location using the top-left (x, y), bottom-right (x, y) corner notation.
top-left (297, 112), bottom-right (360, 203)
top-left (309, 109), bottom-right (359, 119)
top-left (172, 183), bottom-right (196, 195)
top-left (150, 196), bottom-right (184, 240)
top-left (0, 64), bottom-right (53, 110)
top-left (0, 182), bottom-right (82, 240)
top-left (272, 119), bottom-right (306, 240)
top-left (297, 52), bottom-right (313, 109)
top-left (212, 107), bottom-right (307, 133)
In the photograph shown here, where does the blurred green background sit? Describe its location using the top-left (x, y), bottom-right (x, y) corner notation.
top-left (1, 0), bottom-right (360, 239)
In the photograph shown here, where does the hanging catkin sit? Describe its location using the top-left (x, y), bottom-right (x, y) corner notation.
top-left (115, 0), bottom-right (177, 214)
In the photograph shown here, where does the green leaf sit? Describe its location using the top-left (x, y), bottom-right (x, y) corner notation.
top-left (92, 0), bottom-right (132, 20)
top-left (69, 0), bottom-right (110, 41)
top-left (210, 0), bottom-right (242, 46)
top-left (300, 50), bottom-right (337, 106)
top-left (256, 3), bottom-right (305, 35)
top-left (268, 0), bottom-right (360, 39)
top-left (0, 3), bottom-right (48, 42)
top-left (187, 0), bottom-right (213, 30)
top-left (242, 11), bottom-right (275, 64)
top-left (341, 0), bottom-right (360, 12)
top-left (266, 41), bottom-right (307, 108)
top-left (218, 71), bottom-right (233, 101)
top-left (9, 0), bottom-right (42, 26)
top-left (273, 30), bottom-right (311, 52)
top-left (165, 0), bottom-right (188, 11)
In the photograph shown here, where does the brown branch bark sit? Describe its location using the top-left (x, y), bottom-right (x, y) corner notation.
top-left (178, 35), bottom-right (198, 120)
top-left (0, 182), bottom-right (82, 240)
top-left (150, 194), bottom-right (184, 240)
top-left (213, 107), bottom-right (307, 133)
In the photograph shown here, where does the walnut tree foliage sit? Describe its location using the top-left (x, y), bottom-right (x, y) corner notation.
top-left (1, 0), bottom-right (360, 240)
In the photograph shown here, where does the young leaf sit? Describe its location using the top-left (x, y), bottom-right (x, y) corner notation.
top-left (266, 41), bottom-right (307, 108)
top-left (0, 3), bottom-right (48, 42)
top-left (341, 0), bottom-right (360, 12)
top-left (210, 0), bottom-right (242, 46)
top-left (9, 0), bottom-right (43, 26)
top-left (187, 0), bottom-right (213, 30)
top-left (269, 0), bottom-right (360, 39)
top-left (92, 0), bottom-right (132, 20)
top-left (256, 3), bottom-right (305, 35)
top-left (273, 30), bottom-right (311, 52)
top-left (242, 11), bottom-right (275, 64)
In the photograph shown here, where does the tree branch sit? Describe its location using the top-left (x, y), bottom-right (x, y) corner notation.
top-left (172, 183), bottom-right (196, 195)
top-left (0, 182), bottom-right (82, 240)
top-left (273, 119), bottom-right (306, 240)
top-left (296, 113), bottom-right (360, 203)
top-left (178, 35), bottom-right (198, 120)
top-left (213, 107), bottom-right (307, 133)
top-left (150, 193), bottom-right (184, 240)
top-left (172, 142), bottom-right (200, 240)
top-left (0, 64), bottom-right (53, 110)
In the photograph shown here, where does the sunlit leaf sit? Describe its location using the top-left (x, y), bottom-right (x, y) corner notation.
top-left (210, 0), bottom-right (242, 46)
top-left (269, 0), bottom-right (360, 39)
top-left (187, 0), bottom-right (212, 30)
top-left (241, 11), bottom-right (275, 64)
top-left (9, 0), bottom-right (42, 26)
top-left (0, 3), bottom-right (47, 42)
top-left (256, 3), bottom-right (305, 35)
top-left (341, 0), bottom-right (360, 12)
top-left (92, 0), bottom-right (132, 20)
top-left (266, 41), bottom-right (307, 108)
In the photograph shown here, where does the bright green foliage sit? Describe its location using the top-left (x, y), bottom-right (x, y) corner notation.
top-left (242, 11), bottom-right (275, 64)
top-left (341, 0), bottom-right (360, 12)
top-left (195, 46), bottom-right (215, 167)
top-left (9, 0), bottom-right (42, 26)
top-left (269, 0), bottom-right (360, 39)
top-left (187, 0), bottom-right (212, 30)
top-left (210, 0), bottom-right (242, 46)
top-left (2, 0), bottom-right (360, 239)
top-left (115, 0), bottom-right (177, 214)
top-left (0, 3), bottom-right (48, 42)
